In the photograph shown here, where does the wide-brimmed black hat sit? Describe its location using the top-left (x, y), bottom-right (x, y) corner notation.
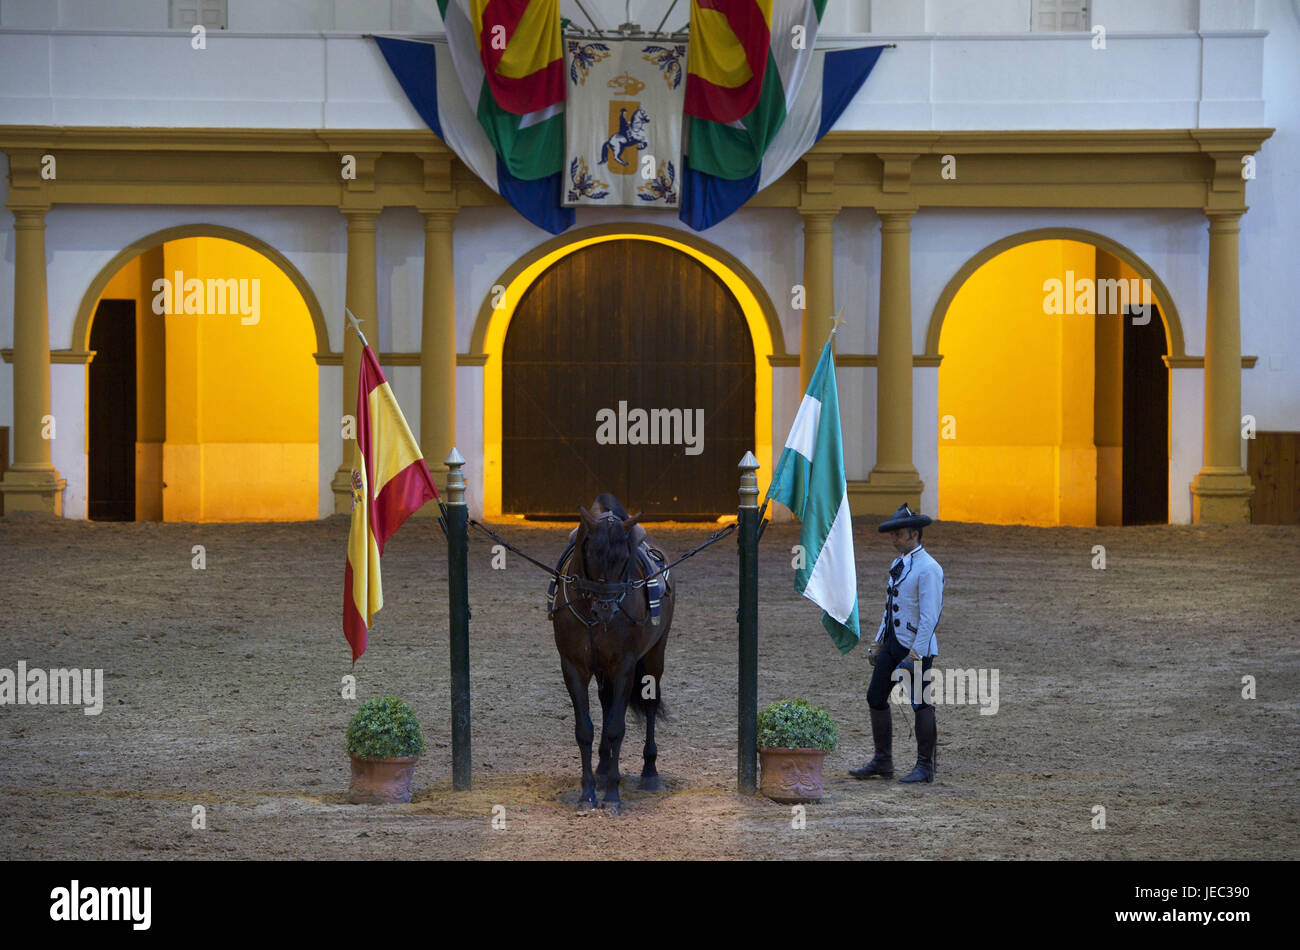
top-left (878, 502), bottom-right (932, 533)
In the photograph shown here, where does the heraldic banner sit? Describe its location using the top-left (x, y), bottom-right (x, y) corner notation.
top-left (563, 38), bottom-right (687, 208)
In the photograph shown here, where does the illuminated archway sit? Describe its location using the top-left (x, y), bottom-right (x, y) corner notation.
top-left (472, 224), bottom-right (783, 517)
top-left (81, 231), bottom-right (321, 522)
top-left (933, 235), bottom-right (1173, 526)
top-left (924, 227), bottom-right (1185, 360)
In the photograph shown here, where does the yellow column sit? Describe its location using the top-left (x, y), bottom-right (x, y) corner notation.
top-left (420, 210), bottom-right (457, 499)
top-left (0, 205), bottom-right (66, 514)
top-left (1093, 249), bottom-right (1124, 525)
top-left (331, 209), bottom-right (379, 513)
top-left (799, 211), bottom-right (836, 391)
top-left (1191, 210), bottom-right (1253, 522)
top-left (858, 210), bottom-right (923, 514)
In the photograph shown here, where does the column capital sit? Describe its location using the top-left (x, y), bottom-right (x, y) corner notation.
top-left (420, 208), bottom-right (459, 232)
top-left (340, 208), bottom-right (380, 230)
top-left (798, 207), bottom-right (839, 229)
top-left (877, 208), bottom-right (916, 231)
top-left (6, 204), bottom-right (50, 227)
top-left (1204, 208), bottom-right (1244, 231)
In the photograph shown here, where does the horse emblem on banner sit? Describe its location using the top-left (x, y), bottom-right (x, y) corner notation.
top-left (599, 106), bottom-right (650, 169)
top-left (563, 38), bottom-right (685, 207)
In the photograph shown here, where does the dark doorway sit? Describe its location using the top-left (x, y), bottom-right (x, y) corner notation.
top-left (88, 299), bottom-right (137, 521)
top-left (503, 239), bottom-right (754, 519)
top-left (1121, 304), bottom-right (1169, 524)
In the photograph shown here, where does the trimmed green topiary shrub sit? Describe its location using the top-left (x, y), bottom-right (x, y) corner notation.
top-left (758, 698), bottom-right (839, 752)
top-left (345, 696), bottom-right (426, 759)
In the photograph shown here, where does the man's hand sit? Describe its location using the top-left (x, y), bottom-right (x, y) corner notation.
top-left (906, 648), bottom-right (921, 663)
top-left (866, 641), bottom-right (881, 666)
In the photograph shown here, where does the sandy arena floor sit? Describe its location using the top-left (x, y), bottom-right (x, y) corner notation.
top-left (0, 513), bottom-right (1296, 860)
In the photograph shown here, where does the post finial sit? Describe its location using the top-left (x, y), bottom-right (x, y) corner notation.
top-left (738, 451), bottom-right (759, 509)
top-left (444, 447), bottom-right (466, 506)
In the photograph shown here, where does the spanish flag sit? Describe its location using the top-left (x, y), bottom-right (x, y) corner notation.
top-left (685, 0), bottom-right (773, 124)
top-left (343, 345), bottom-right (439, 663)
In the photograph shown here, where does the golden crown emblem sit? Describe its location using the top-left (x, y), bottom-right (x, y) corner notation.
top-left (607, 72), bottom-right (646, 96)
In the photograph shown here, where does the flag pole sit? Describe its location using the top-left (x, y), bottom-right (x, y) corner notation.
top-left (345, 307), bottom-right (371, 350)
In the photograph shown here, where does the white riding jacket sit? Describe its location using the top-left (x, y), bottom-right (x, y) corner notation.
top-left (873, 545), bottom-right (944, 657)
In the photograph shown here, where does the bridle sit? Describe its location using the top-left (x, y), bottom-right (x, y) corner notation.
top-left (556, 513), bottom-right (646, 628)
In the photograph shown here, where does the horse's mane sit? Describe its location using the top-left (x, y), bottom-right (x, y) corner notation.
top-left (583, 494), bottom-right (633, 579)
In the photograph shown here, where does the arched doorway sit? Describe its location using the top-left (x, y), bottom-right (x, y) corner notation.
top-left (502, 239), bottom-right (754, 518)
top-left (81, 232), bottom-right (321, 522)
top-left (931, 235), bottom-right (1179, 526)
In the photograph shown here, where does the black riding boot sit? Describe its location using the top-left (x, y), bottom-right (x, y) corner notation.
top-left (850, 708), bottom-right (894, 779)
top-left (899, 706), bottom-right (936, 783)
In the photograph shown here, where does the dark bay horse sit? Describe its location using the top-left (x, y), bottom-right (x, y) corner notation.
top-left (552, 494), bottom-right (674, 813)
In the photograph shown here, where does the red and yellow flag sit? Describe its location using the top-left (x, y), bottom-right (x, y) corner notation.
top-left (343, 345), bottom-right (439, 663)
top-left (470, 0), bottom-right (564, 115)
top-left (685, 0), bottom-right (773, 124)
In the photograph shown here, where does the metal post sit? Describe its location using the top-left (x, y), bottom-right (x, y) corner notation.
top-left (737, 451), bottom-right (760, 794)
top-left (445, 448), bottom-right (472, 791)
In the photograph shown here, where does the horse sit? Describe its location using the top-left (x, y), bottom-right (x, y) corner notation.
top-left (551, 494), bottom-right (674, 813)
top-left (598, 107), bottom-right (650, 167)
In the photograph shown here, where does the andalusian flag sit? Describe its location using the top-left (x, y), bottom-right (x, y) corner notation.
top-left (434, 0), bottom-right (565, 181)
top-left (343, 344), bottom-right (439, 664)
top-left (766, 337), bottom-right (860, 654)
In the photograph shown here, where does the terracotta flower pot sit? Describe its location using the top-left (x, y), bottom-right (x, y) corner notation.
top-left (347, 754), bottom-right (419, 804)
top-left (758, 747), bottom-right (828, 803)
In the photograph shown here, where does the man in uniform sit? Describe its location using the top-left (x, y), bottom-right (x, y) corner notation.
top-left (850, 503), bottom-right (944, 784)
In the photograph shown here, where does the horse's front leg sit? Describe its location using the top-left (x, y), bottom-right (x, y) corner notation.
top-left (600, 656), bottom-right (636, 813)
top-left (560, 656), bottom-right (597, 811)
top-left (595, 675), bottom-right (613, 790)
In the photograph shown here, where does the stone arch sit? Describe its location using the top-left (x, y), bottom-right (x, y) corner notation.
top-left (923, 227), bottom-right (1187, 360)
top-left (468, 222), bottom-right (787, 360)
top-left (71, 223), bottom-right (330, 354)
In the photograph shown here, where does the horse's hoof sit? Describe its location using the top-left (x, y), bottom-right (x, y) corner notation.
top-left (638, 774), bottom-right (662, 792)
top-left (576, 800), bottom-right (598, 814)
top-left (601, 801), bottom-right (623, 816)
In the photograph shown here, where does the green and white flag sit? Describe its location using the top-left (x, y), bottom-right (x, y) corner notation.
top-left (766, 338), bottom-right (860, 654)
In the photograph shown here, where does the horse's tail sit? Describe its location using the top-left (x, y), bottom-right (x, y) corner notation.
top-left (597, 142), bottom-right (609, 165)
top-left (627, 656), bottom-right (667, 723)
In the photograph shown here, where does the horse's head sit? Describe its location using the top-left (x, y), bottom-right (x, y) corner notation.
top-left (631, 107), bottom-right (650, 127)
top-left (577, 503), bottom-right (641, 585)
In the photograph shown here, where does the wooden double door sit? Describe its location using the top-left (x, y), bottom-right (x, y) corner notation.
top-left (503, 240), bottom-right (755, 519)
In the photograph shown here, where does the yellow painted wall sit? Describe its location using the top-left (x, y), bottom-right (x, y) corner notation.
top-left (157, 236), bottom-right (317, 521)
top-left (938, 239), bottom-right (1098, 525)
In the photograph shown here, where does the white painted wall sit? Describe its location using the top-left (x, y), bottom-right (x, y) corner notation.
top-left (1241, 0), bottom-right (1300, 434)
top-left (0, 29), bottom-right (1269, 130)
top-left (0, 1), bottom-right (1253, 34)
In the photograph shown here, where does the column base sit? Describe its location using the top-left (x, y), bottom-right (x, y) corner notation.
top-left (848, 470), bottom-right (925, 517)
top-left (1190, 468), bottom-right (1254, 524)
top-left (331, 465), bottom-right (356, 515)
top-left (0, 465), bottom-right (66, 516)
